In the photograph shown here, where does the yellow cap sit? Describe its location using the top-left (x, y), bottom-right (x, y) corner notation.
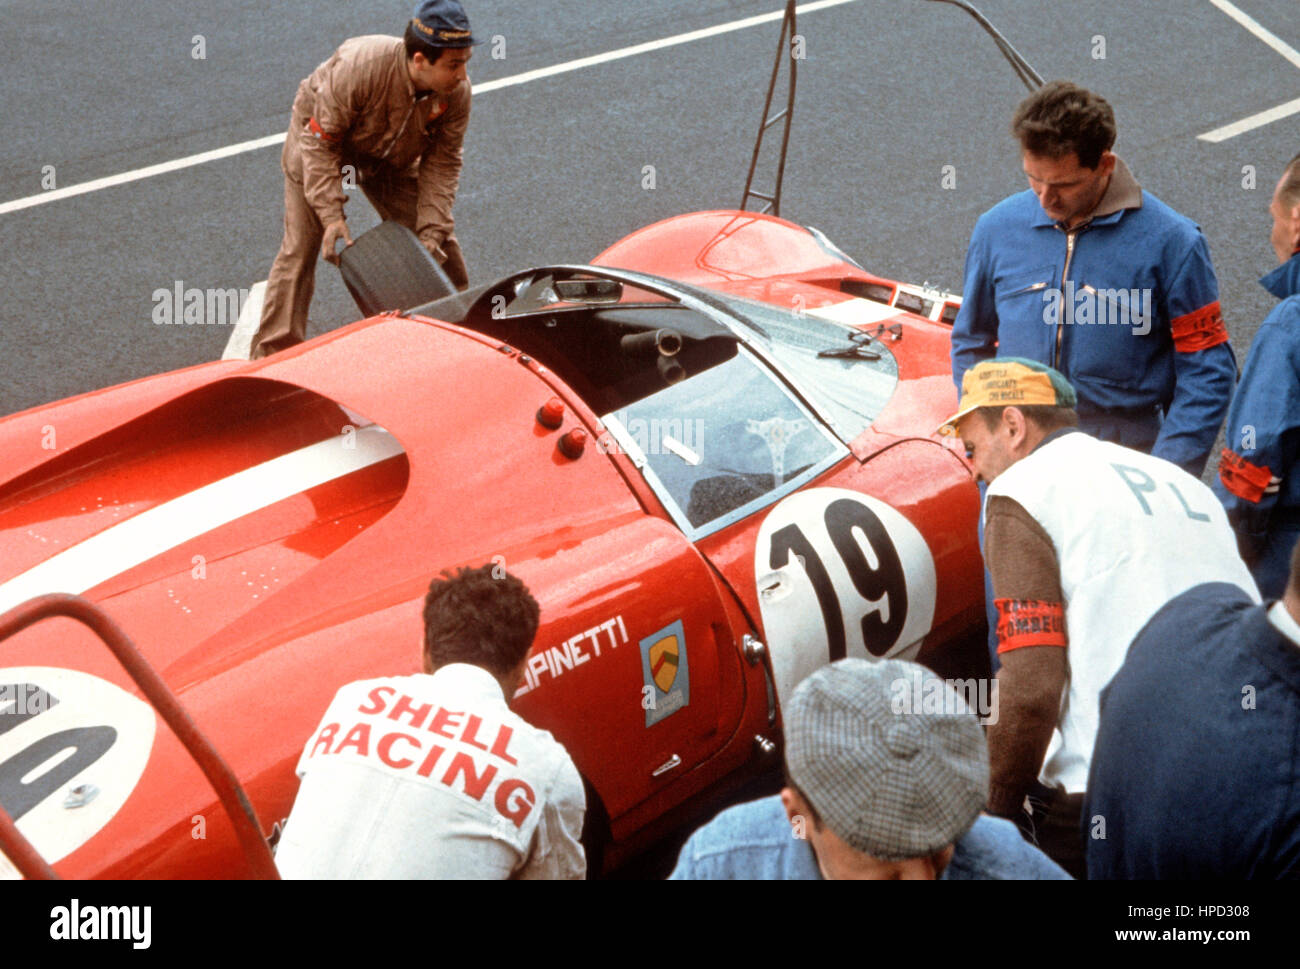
top-left (936, 357), bottom-right (1077, 437)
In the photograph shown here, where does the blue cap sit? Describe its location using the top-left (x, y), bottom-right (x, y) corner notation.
top-left (411, 0), bottom-right (481, 48)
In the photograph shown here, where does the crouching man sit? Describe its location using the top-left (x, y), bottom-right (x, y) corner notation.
top-left (669, 658), bottom-right (1069, 879)
top-left (275, 564), bottom-right (587, 878)
top-left (1085, 534), bottom-right (1300, 878)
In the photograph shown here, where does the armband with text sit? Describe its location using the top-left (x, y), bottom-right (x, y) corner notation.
top-left (1170, 301), bottom-right (1228, 352)
top-left (994, 598), bottom-right (1067, 653)
top-left (1219, 449), bottom-right (1275, 504)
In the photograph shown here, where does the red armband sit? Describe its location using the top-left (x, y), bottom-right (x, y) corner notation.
top-left (1219, 448), bottom-right (1273, 503)
top-left (307, 116), bottom-right (340, 145)
top-left (994, 599), bottom-right (1067, 653)
top-left (1170, 301), bottom-right (1229, 352)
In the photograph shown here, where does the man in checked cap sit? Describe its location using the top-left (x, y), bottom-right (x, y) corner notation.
top-left (669, 658), bottom-right (1068, 879)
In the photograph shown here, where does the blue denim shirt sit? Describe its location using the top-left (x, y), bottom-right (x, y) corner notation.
top-left (669, 796), bottom-right (1071, 879)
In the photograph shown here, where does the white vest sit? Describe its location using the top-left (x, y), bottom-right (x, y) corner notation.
top-left (987, 432), bottom-right (1259, 793)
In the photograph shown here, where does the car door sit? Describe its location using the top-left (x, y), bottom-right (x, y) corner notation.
top-left (603, 329), bottom-right (949, 712)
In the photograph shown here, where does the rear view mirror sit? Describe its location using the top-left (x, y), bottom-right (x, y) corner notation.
top-left (554, 278), bottom-right (623, 304)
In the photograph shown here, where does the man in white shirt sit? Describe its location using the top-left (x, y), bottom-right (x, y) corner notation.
top-left (275, 564), bottom-right (587, 878)
top-left (938, 357), bottom-right (1258, 877)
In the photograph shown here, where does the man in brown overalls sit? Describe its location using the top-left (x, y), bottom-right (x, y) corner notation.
top-left (251, 0), bottom-right (478, 358)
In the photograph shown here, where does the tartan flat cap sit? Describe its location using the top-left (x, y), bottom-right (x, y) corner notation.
top-left (785, 658), bottom-right (989, 861)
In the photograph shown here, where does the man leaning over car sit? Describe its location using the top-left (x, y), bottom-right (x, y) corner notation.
top-left (251, 0), bottom-right (478, 358)
top-left (938, 358), bottom-right (1258, 877)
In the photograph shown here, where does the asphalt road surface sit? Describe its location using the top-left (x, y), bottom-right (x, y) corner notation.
top-left (2, 0), bottom-right (1298, 427)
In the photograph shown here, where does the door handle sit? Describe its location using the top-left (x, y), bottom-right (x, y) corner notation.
top-left (651, 754), bottom-right (682, 777)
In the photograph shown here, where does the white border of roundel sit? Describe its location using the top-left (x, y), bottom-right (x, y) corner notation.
top-left (754, 487), bottom-right (938, 707)
top-left (0, 666), bottom-right (157, 878)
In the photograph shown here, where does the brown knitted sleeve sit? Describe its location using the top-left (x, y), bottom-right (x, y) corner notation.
top-left (982, 494), bottom-right (1069, 817)
top-left (984, 494), bottom-right (1066, 653)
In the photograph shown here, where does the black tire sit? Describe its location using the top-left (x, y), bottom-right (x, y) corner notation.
top-left (338, 221), bottom-right (456, 317)
top-left (580, 774), bottom-right (611, 879)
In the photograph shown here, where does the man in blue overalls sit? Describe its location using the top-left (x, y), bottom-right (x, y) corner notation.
top-left (1215, 152), bottom-right (1300, 598)
top-left (951, 81), bottom-right (1237, 667)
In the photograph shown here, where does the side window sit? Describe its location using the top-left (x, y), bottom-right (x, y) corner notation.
top-left (604, 348), bottom-right (844, 536)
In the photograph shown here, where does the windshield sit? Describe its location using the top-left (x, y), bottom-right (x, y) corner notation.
top-left (604, 346), bottom-right (844, 536)
top-left (706, 294), bottom-right (900, 442)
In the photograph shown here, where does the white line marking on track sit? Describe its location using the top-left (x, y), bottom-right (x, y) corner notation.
top-left (0, 0), bottom-right (859, 217)
top-left (1199, 0), bottom-right (1300, 141)
top-left (1199, 96), bottom-right (1300, 143)
top-left (470, 0), bottom-right (855, 93)
top-left (0, 134), bottom-right (286, 216)
top-left (0, 426), bottom-right (403, 615)
top-left (1207, 0), bottom-right (1300, 71)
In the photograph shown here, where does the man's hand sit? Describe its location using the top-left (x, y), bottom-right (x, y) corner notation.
top-left (436, 236), bottom-right (470, 291)
top-left (321, 220), bottom-right (353, 265)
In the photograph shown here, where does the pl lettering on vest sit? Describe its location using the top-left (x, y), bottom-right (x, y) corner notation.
top-left (1111, 463), bottom-right (1212, 521)
top-left (988, 433), bottom-right (1257, 793)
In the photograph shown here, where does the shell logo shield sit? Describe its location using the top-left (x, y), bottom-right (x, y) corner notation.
top-left (649, 636), bottom-right (680, 692)
top-left (639, 619), bottom-right (688, 727)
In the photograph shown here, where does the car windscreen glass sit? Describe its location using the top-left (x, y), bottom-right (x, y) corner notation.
top-left (708, 294), bottom-right (899, 442)
top-left (603, 347), bottom-right (844, 535)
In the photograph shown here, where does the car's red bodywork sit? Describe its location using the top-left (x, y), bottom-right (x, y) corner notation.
top-left (0, 211), bottom-right (983, 878)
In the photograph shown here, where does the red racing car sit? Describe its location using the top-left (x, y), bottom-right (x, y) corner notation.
top-left (0, 207), bottom-right (987, 878)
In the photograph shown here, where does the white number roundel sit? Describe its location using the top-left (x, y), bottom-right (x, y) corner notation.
top-left (0, 666), bottom-right (156, 878)
top-left (754, 488), bottom-right (937, 706)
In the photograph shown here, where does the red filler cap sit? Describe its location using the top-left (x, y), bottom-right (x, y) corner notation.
top-left (537, 398), bottom-right (565, 430)
top-left (559, 428), bottom-right (588, 459)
